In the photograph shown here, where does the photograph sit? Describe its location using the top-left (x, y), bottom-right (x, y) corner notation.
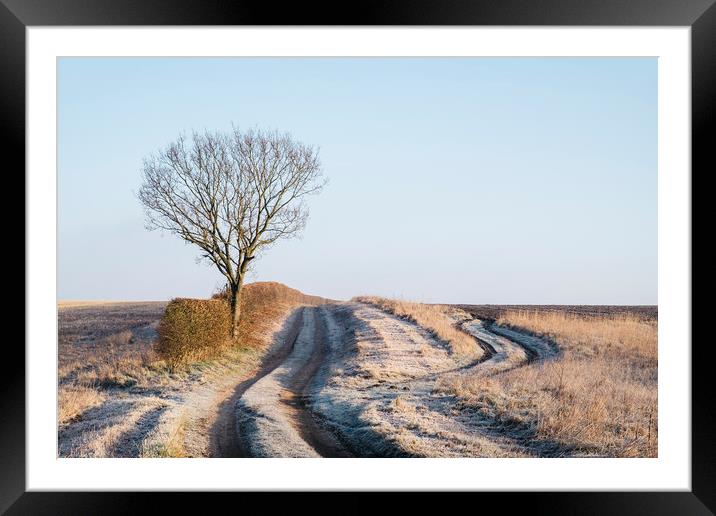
top-left (56, 56), bottom-right (659, 459)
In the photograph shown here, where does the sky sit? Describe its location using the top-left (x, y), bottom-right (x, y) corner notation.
top-left (58, 57), bottom-right (657, 304)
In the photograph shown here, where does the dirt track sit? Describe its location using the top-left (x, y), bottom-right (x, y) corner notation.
top-left (230, 307), bottom-right (353, 457)
top-left (230, 302), bottom-right (556, 458)
top-left (210, 308), bottom-right (307, 457)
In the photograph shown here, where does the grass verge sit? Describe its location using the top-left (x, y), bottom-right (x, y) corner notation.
top-left (353, 296), bottom-right (482, 358)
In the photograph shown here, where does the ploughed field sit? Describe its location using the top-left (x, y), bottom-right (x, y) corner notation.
top-left (58, 292), bottom-right (658, 458)
top-left (458, 304), bottom-right (657, 322)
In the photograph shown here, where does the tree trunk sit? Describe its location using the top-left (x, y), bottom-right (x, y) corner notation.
top-left (229, 279), bottom-right (243, 340)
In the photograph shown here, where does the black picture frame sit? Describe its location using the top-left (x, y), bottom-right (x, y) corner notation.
top-left (4, 0), bottom-right (711, 512)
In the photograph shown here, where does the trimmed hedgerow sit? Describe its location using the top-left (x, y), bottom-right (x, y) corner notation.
top-left (156, 298), bottom-right (231, 371)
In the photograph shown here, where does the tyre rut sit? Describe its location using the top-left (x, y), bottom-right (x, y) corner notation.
top-left (228, 306), bottom-right (352, 457)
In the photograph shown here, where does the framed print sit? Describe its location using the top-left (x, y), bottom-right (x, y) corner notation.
top-left (5, 0), bottom-right (712, 512)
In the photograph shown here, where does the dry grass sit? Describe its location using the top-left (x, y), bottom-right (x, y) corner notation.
top-left (439, 310), bottom-right (658, 457)
top-left (58, 327), bottom-right (163, 428)
top-left (353, 296), bottom-right (482, 358)
top-left (497, 310), bottom-right (657, 359)
top-left (141, 413), bottom-right (188, 458)
top-left (58, 301), bottom-right (167, 344)
top-left (60, 330), bottom-right (161, 388)
top-left (58, 385), bottom-right (105, 425)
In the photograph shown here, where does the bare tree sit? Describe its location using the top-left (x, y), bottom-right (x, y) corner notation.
top-left (138, 127), bottom-right (325, 338)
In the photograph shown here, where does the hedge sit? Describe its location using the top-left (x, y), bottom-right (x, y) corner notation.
top-left (155, 298), bottom-right (231, 371)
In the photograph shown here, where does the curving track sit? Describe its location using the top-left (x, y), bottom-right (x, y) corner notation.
top-left (227, 302), bottom-right (556, 458)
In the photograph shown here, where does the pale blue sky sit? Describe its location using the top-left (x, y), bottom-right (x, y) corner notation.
top-left (58, 57), bottom-right (656, 304)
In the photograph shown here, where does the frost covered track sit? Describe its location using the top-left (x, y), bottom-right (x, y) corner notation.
top-left (310, 302), bottom-right (559, 457)
top-left (235, 307), bottom-right (352, 457)
top-left (459, 318), bottom-right (557, 374)
top-left (233, 302), bottom-right (558, 458)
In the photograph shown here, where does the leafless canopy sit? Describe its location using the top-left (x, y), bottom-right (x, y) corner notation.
top-left (138, 127), bottom-right (325, 333)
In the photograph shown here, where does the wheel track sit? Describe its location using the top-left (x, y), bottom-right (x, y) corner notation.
top-left (278, 306), bottom-right (353, 457)
top-left (228, 306), bottom-right (352, 457)
top-left (211, 307), bottom-right (306, 457)
top-left (222, 302), bottom-right (558, 458)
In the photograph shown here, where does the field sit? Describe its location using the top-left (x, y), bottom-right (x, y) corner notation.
top-left (458, 304), bottom-right (658, 322)
top-left (58, 292), bottom-right (657, 458)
